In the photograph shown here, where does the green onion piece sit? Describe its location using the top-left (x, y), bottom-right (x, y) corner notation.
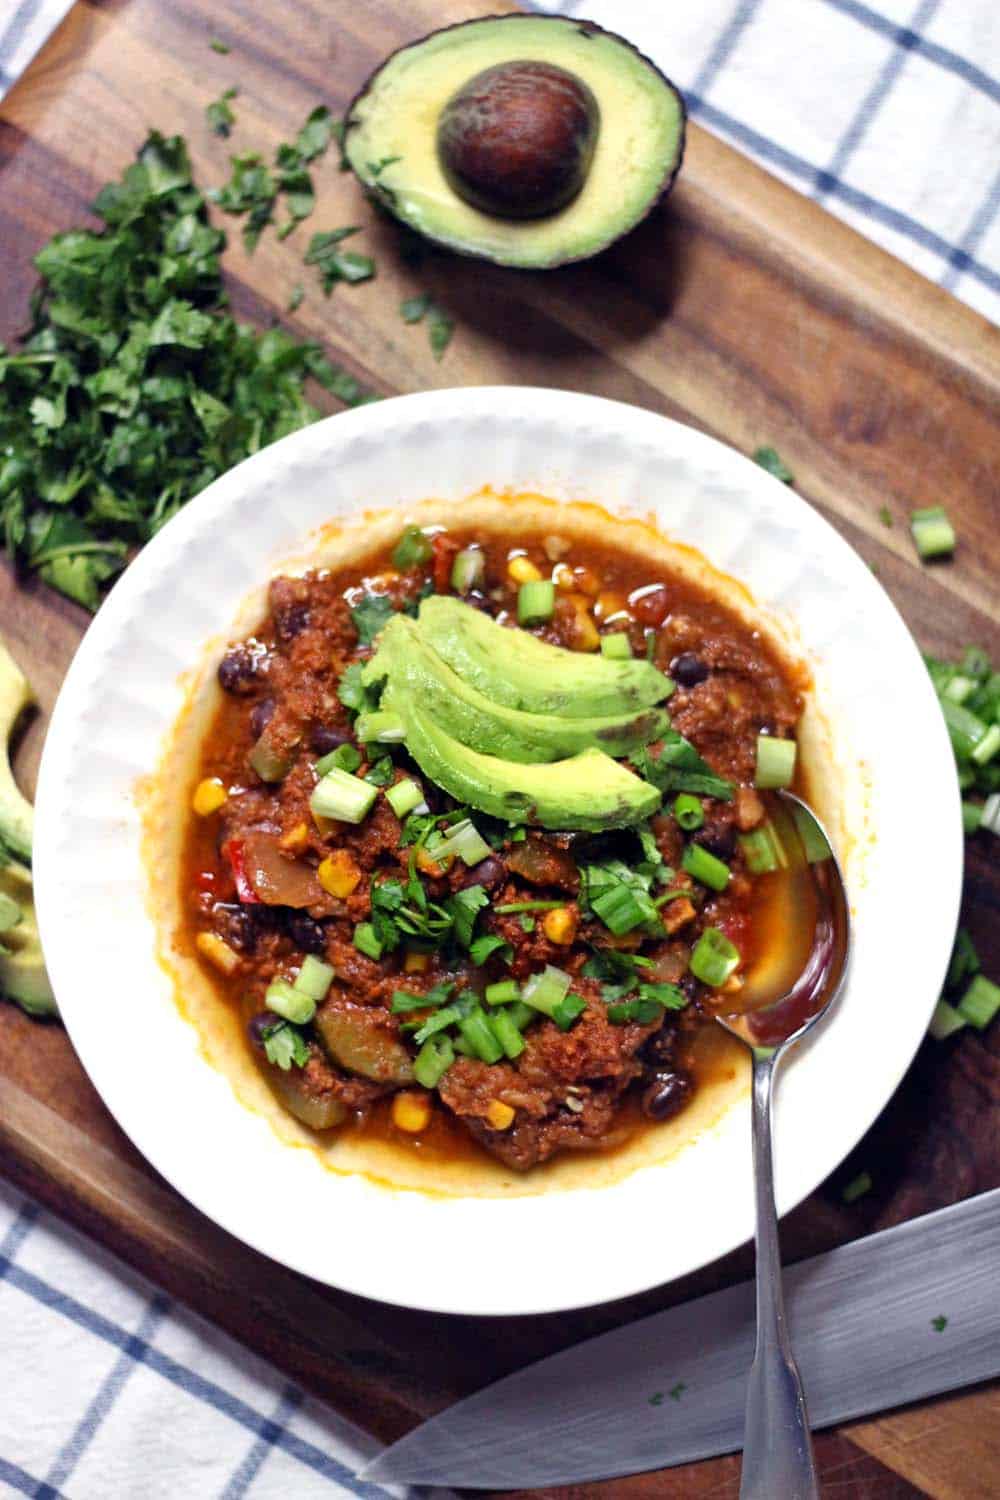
top-left (962, 646), bottom-right (991, 680)
top-left (265, 977), bottom-right (316, 1025)
top-left (754, 735), bottom-right (797, 789)
top-left (600, 632), bottom-right (632, 660)
top-left (551, 993), bottom-right (587, 1031)
top-left (958, 766), bottom-right (975, 790)
top-left (413, 1034), bottom-right (454, 1088)
top-left (971, 723), bottom-right (1000, 767)
top-left (690, 928), bottom-right (740, 987)
top-left (293, 955), bottom-right (334, 1002)
top-left (963, 801), bottom-right (983, 835)
top-left (315, 742), bottom-right (361, 776)
top-left (353, 922), bottom-right (383, 960)
top-left (940, 698), bottom-right (987, 760)
top-left (942, 674), bottom-right (976, 705)
top-left (517, 579), bottom-right (555, 625)
top-left (487, 1008), bottom-right (525, 1060)
top-left (910, 505), bottom-right (956, 560)
top-left (652, 886), bottom-right (694, 908)
top-left (982, 793), bottom-right (1000, 837)
top-left (485, 979), bottom-right (522, 1006)
top-left (494, 900), bottom-right (564, 914)
top-left (310, 767), bottom-right (378, 824)
top-left (507, 1001), bottom-right (536, 1032)
top-left (521, 964), bottom-right (571, 1019)
top-left (790, 803), bottom-right (832, 863)
top-left (673, 793), bottom-right (704, 831)
top-left (591, 883), bottom-right (658, 935)
top-left (739, 821), bottom-right (788, 875)
top-left (928, 998), bottom-right (967, 1041)
top-left (957, 974), bottom-right (1000, 1030)
top-left (682, 842), bottom-right (731, 892)
top-left (458, 1006), bottom-right (504, 1063)
top-left (354, 710), bottom-right (406, 744)
top-left (391, 989), bottom-right (431, 1014)
top-left (412, 1004), bottom-right (463, 1044)
top-left (385, 778), bottom-right (424, 818)
top-left (392, 525), bottom-right (432, 570)
top-left (842, 1171), bottom-right (872, 1204)
top-left (433, 817), bottom-right (492, 866)
top-left (450, 547), bottom-right (485, 594)
top-left (946, 928), bottom-right (980, 990)
top-left (452, 1037), bottom-right (475, 1057)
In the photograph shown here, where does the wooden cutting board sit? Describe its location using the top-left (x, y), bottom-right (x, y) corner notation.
top-left (2, 1), bottom-right (1000, 1494)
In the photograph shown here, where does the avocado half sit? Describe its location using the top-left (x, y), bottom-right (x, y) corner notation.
top-left (343, 14), bottom-right (686, 269)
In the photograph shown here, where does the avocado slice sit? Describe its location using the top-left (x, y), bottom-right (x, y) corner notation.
top-left (385, 688), bottom-right (659, 831)
top-left (363, 614), bottom-right (669, 763)
top-left (417, 595), bottom-right (673, 720)
top-left (344, 15), bottom-right (686, 269)
top-left (0, 640), bottom-right (35, 863)
top-left (0, 858), bottom-right (56, 1018)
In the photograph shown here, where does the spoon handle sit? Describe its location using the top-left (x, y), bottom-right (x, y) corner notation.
top-left (739, 1049), bottom-right (820, 1500)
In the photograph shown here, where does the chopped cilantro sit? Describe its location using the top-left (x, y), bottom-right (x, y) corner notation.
top-left (262, 1019), bottom-right (310, 1070)
top-left (878, 505), bottom-right (894, 527)
top-left (209, 38), bottom-right (230, 54)
top-left (295, 106), bottom-right (334, 163)
top-left (212, 151), bottom-right (276, 251)
top-left (631, 732), bottom-right (734, 801)
top-left (648, 1392), bottom-right (664, 1407)
top-left (931, 1315), bottom-right (948, 1333)
top-left (369, 155), bottom-right (402, 176)
top-left (400, 292), bottom-right (432, 324)
top-left (274, 143), bottom-right (315, 239)
top-left (447, 885), bottom-right (489, 947)
top-left (428, 305), bottom-right (454, 361)
top-left (337, 661), bottom-right (380, 716)
top-left (305, 228), bottom-right (375, 294)
top-left (400, 810), bottom-right (438, 848)
top-left (753, 446), bottom-right (794, 483)
top-left (519, 914), bottom-right (536, 933)
top-left (363, 755), bottom-right (395, 787)
top-left (288, 284), bottom-right (304, 313)
top-left (331, 117), bottom-right (350, 172)
top-left (581, 948), bottom-right (654, 1001)
top-left (350, 592), bottom-right (396, 645)
top-left (669, 1382), bottom-right (686, 1401)
top-left (206, 87), bottom-right (238, 138)
top-left (391, 982), bottom-right (454, 1014)
top-left (469, 933), bottom-right (512, 966)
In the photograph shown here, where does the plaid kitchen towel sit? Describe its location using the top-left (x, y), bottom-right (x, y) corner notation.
top-left (0, 1181), bottom-right (456, 1500)
top-left (533, 0), bottom-right (1000, 323)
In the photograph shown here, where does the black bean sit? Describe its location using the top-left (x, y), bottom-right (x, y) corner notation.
top-left (640, 1026), bottom-right (677, 1068)
top-left (695, 824), bottom-right (736, 860)
top-left (283, 910), bottom-right (328, 954)
top-left (212, 902), bottom-right (261, 953)
top-left (680, 972), bottom-right (703, 1004)
top-left (455, 855), bottom-right (506, 891)
top-left (274, 600), bottom-right (310, 642)
top-left (248, 1012), bottom-right (274, 1046)
top-left (218, 645), bottom-right (261, 695)
top-left (250, 698), bottom-right (276, 740)
top-left (670, 652), bottom-right (709, 688)
top-left (310, 724), bottom-right (350, 755)
top-left (641, 1071), bottom-right (693, 1122)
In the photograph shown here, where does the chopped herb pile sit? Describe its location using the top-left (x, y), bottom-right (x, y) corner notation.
top-left (924, 645), bottom-right (1000, 833)
top-left (0, 132), bottom-right (373, 610)
top-left (398, 291), bottom-right (454, 360)
top-left (929, 927), bottom-right (1000, 1041)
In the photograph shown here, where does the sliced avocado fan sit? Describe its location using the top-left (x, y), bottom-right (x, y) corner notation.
top-left (363, 614), bottom-right (670, 763)
top-left (417, 594), bottom-right (673, 718)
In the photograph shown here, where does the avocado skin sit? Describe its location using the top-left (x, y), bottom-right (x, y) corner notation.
top-left (343, 14), bottom-right (686, 270)
top-left (418, 595), bottom-right (673, 719)
top-left (385, 688), bottom-right (659, 831)
top-left (364, 615), bottom-right (669, 762)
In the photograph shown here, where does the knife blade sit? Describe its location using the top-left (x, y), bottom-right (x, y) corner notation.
top-left (362, 1187), bottom-right (1000, 1489)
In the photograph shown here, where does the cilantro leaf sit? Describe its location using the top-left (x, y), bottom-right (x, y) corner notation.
top-left (469, 933), bottom-right (512, 966)
top-left (206, 87), bottom-right (238, 138)
top-left (305, 228), bottom-right (375, 294)
top-left (363, 755), bottom-right (394, 787)
top-left (212, 152), bottom-right (277, 251)
top-left (209, 38), bottom-right (230, 54)
top-left (296, 106), bottom-right (334, 163)
top-left (753, 446), bottom-right (793, 483)
top-left (428, 305), bottom-right (454, 361)
top-left (400, 292), bottom-right (431, 324)
top-left (631, 732), bottom-right (734, 801)
top-left (337, 661), bottom-right (380, 716)
top-left (446, 884), bottom-right (489, 948)
top-left (262, 1020), bottom-right (310, 1070)
top-left (350, 592), bottom-right (395, 645)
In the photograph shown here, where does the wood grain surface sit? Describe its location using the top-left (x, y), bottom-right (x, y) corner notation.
top-left (2, 1), bottom-right (1000, 1495)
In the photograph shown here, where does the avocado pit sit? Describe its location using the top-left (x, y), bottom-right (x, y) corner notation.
top-left (436, 60), bottom-right (600, 220)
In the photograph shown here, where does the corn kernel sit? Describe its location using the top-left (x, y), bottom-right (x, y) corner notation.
top-left (486, 1100), bottom-right (515, 1131)
top-left (318, 850), bottom-right (361, 898)
top-left (508, 553), bottom-right (542, 584)
top-left (392, 1091), bottom-right (433, 1134)
top-left (192, 777), bottom-right (227, 817)
top-left (663, 897), bottom-right (697, 935)
top-left (279, 821), bottom-right (309, 853)
top-left (404, 950), bottom-right (430, 974)
top-left (542, 906), bottom-right (578, 945)
top-left (594, 590), bottom-right (628, 623)
top-left (195, 930), bottom-right (241, 975)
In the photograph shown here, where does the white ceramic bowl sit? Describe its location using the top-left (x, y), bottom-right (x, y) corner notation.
top-left (34, 388), bottom-right (962, 1315)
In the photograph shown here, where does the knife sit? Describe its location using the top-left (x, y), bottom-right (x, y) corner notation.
top-left (363, 1188), bottom-right (1000, 1489)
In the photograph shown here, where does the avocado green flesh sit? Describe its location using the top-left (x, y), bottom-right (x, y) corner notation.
top-left (0, 640), bottom-right (35, 863)
top-left (385, 689), bottom-right (659, 831)
top-left (418, 594), bottom-right (672, 718)
top-left (364, 615), bottom-right (669, 762)
top-left (0, 859), bottom-right (56, 1017)
top-left (344, 15), bottom-right (685, 269)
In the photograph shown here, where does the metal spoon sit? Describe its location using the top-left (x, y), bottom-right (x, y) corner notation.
top-left (716, 790), bottom-right (852, 1500)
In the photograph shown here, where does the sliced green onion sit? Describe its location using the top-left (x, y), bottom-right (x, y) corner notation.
top-left (940, 698), bottom-right (987, 760)
top-left (517, 579), bottom-right (555, 625)
top-left (600, 632), bottom-right (632, 659)
top-left (265, 976), bottom-right (316, 1025)
top-left (673, 793), bottom-right (704, 831)
top-left (690, 928), bottom-right (740, 987)
top-left (458, 1006), bottom-right (504, 1063)
top-left (354, 710), bottom-right (406, 744)
top-left (971, 723), bottom-right (1000, 767)
top-left (487, 1008), bottom-right (525, 1060)
top-left (522, 965), bottom-right (586, 1028)
top-left (385, 778), bottom-right (424, 818)
top-left (928, 998), bottom-right (967, 1041)
top-left (682, 842), bottom-right (731, 892)
top-left (790, 803), bottom-right (832, 863)
top-left (910, 505), bottom-right (956, 560)
top-left (450, 547), bottom-right (485, 594)
top-left (754, 735), bottom-right (797, 789)
top-left (739, 820), bottom-right (788, 875)
top-left (982, 793), bottom-right (1000, 836)
top-left (310, 767), bottom-right (378, 824)
top-left (433, 817), bottom-right (492, 866)
top-left (485, 979), bottom-right (522, 1006)
top-left (494, 900), bottom-right (564, 914)
top-left (551, 993), bottom-right (587, 1030)
top-left (842, 1171), bottom-right (872, 1204)
top-left (507, 1001), bottom-right (536, 1032)
top-left (392, 524), bottom-right (432, 570)
top-left (591, 883), bottom-right (658, 935)
top-left (946, 928), bottom-right (980, 991)
top-left (942, 674), bottom-right (976, 705)
top-left (963, 801), bottom-right (983, 835)
top-left (957, 974), bottom-right (1000, 1030)
top-left (413, 1034), bottom-right (454, 1088)
top-left (249, 727), bottom-right (293, 783)
top-left (352, 922), bottom-right (383, 960)
top-left (315, 742), bottom-right (361, 776)
top-left (293, 955), bottom-right (334, 1002)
